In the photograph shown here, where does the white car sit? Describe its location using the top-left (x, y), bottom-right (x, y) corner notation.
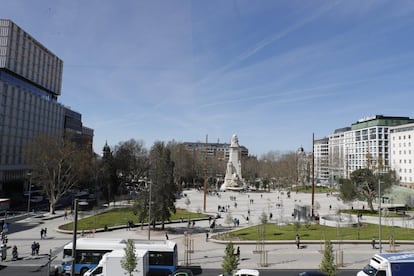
top-left (219, 269), bottom-right (260, 276)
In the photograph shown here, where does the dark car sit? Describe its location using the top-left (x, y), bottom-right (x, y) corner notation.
top-left (171, 269), bottom-right (194, 276)
top-left (298, 271), bottom-right (327, 276)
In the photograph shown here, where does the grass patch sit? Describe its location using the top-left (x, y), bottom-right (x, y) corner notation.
top-left (221, 222), bottom-right (414, 241)
top-left (59, 207), bottom-right (208, 231)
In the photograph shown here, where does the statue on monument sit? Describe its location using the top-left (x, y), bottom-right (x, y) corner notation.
top-left (220, 134), bottom-right (245, 191)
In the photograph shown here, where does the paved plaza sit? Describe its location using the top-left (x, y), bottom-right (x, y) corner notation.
top-left (3, 189), bottom-right (414, 271)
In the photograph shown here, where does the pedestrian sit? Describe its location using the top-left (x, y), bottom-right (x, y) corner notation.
top-left (44, 227), bottom-right (47, 238)
top-left (12, 245), bottom-right (18, 261)
top-left (296, 233), bottom-right (300, 249)
top-left (35, 242), bottom-right (40, 255)
top-left (31, 241), bottom-right (36, 256)
top-left (40, 228), bottom-right (44, 239)
top-left (372, 237), bottom-right (376, 249)
top-left (165, 232), bottom-right (169, 240)
top-left (205, 232), bottom-right (209, 242)
top-left (236, 246), bottom-right (240, 257)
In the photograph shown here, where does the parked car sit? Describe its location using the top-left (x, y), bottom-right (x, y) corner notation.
top-left (219, 269), bottom-right (260, 276)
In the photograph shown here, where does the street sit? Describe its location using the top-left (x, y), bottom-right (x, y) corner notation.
top-left (0, 265), bottom-right (360, 276)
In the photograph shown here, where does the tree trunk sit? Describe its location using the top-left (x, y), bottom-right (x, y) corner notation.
top-left (367, 197), bottom-right (374, 212)
top-left (49, 201), bottom-right (56, 214)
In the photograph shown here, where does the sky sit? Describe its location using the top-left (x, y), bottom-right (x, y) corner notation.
top-left (2, 0), bottom-right (414, 157)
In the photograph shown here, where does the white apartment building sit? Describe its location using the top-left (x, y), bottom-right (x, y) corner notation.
top-left (314, 137), bottom-right (329, 182)
top-left (343, 116), bottom-right (414, 178)
top-left (313, 115), bottom-right (414, 184)
top-left (390, 123), bottom-right (414, 188)
top-left (327, 127), bottom-right (350, 183)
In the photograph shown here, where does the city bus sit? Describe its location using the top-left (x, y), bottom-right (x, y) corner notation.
top-left (61, 238), bottom-right (177, 275)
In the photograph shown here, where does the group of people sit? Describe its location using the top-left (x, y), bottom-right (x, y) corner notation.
top-left (31, 241), bottom-right (40, 256)
top-left (40, 228), bottom-right (47, 239)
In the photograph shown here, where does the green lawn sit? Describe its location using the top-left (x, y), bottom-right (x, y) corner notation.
top-left (59, 207), bottom-right (209, 231)
top-left (217, 222), bottom-right (414, 241)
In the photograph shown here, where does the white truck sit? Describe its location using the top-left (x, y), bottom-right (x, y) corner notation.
top-left (84, 249), bottom-right (149, 276)
top-left (357, 252), bottom-right (414, 276)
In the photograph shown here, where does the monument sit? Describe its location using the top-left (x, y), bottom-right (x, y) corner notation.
top-left (220, 134), bottom-right (245, 191)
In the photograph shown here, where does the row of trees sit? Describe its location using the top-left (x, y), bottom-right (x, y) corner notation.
top-left (23, 134), bottom-right (400, 218)
top-left (23, 135), bottom-right (301, 214)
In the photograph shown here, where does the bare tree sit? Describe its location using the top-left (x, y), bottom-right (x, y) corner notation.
top-left (24, 133), bottom-right (91, 214)
top-left (167, 141), bottom-right (193, 191)
top-left (113, 139), bottom-right (149, 183)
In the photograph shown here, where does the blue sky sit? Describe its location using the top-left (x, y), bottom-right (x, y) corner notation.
top-left (2, 0), bottom-right (414, 156)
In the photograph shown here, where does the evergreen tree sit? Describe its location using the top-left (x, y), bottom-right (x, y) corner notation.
top-left (320, 240), bottom-right (336, 276)
top-left (121, 239), bottom-right (138, 276)
top-left (221, 242), bottom-right (239, 275)
top-left (149, 142), bottom-right (177, 230)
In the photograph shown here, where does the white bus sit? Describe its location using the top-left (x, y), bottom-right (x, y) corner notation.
top-left (61, 238), bottom-right (178, 276)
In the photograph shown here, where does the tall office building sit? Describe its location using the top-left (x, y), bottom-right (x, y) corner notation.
top-left (0, 19), bottom-right (92, 192)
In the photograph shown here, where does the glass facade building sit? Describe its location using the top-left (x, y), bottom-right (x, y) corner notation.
top-left (0, 19), bottom-right (92, 189)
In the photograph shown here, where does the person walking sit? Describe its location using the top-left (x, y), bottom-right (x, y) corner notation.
top-left (371, 237), bottom-right (376, 249)
top-left (31, 241), bottom-right (36, 256)
top-left (12, 245), bottom-right (18, 261)
top-left (296, 233), bottom-right (300, 249)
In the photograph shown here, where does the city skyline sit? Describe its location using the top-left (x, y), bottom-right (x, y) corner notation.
top-left (2, 1), bottom-right (414, 156)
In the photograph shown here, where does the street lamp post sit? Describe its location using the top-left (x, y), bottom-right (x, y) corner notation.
top-left (71, 199), bottom-right (79, 276)
top-left (27, 172), bottom-right (32, 214)
top-left (148, 181), bottom-right (152, 240)
top-left (378, 179), bottom-right (382, 253)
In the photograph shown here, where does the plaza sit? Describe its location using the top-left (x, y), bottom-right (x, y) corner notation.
top-left (2, 188), bottom-right (414, 272)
